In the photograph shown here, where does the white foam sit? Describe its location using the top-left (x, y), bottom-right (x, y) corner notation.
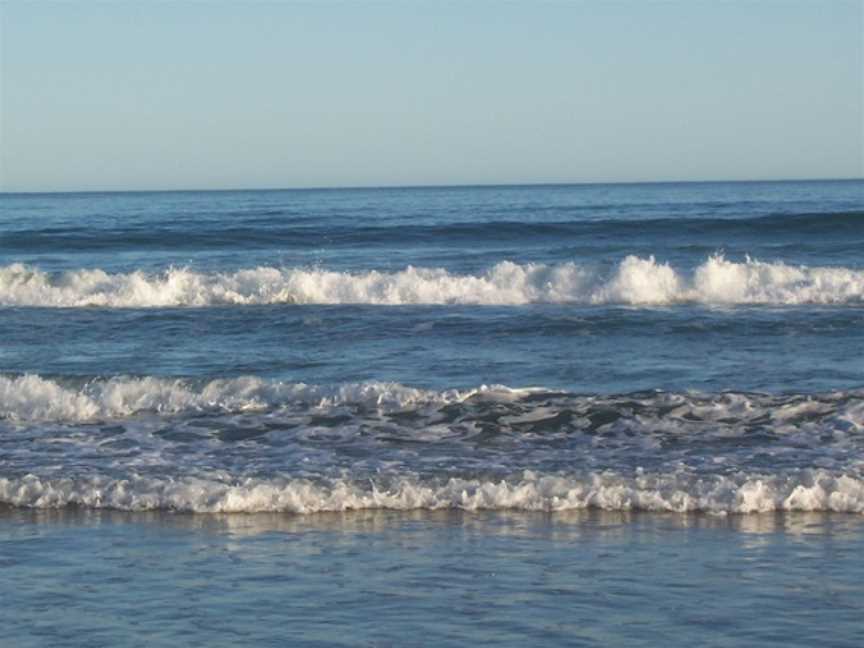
top-left (0, 374), bottom-right (519, 422)
top-left (2, 256), bottom-right (862, 307)
top-left (3, 470), bottom-right (863, 514)
top-left (3, 375), bottom-right (862, 432)
top-left (693, 255), bottom-right (864, 305)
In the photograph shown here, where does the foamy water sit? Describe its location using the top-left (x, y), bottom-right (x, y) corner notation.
top-left (2, 255), bottom-right (863, 307)
top-left (2, 182), bottom-right (863, 520)
top-left (3, 470), bottom-right (863, 514)
top-left (2, 372), bottom-right (862, 513)
top-left (0, 374), bottom-right (487, 422)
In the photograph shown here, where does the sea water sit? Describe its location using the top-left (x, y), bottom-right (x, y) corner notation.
top-left (1, 180), bottom-right (863, 645)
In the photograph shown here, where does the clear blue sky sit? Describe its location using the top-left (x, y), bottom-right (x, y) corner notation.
top-left (1, 1), bottom-right (861, 191)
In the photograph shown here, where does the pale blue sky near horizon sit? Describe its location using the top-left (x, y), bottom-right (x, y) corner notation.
top-left (0, 0), bottom-right (862, 192)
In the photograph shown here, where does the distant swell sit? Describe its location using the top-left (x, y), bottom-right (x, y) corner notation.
top-left (3, 210), bottom-right (861, 251)
top-left (2, 255), bottom-right (863, 307)
top-left (3, 470), bottom-right (863, 514)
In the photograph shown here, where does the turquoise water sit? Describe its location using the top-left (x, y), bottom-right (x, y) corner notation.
top-left (2, 180), bottom-right (864, 644)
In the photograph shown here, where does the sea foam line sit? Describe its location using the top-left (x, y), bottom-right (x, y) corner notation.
top-left (2, 470), bottom-right (863, 514)
top-left (1, 255), bottom-right (863, 307)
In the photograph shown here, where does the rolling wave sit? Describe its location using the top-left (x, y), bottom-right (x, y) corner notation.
top-left (2, 373), bottom-right (862, 429)
top-left (0, 374), bottom-right (494, 422)
top-left (1, 255), bottom-right (863, 307)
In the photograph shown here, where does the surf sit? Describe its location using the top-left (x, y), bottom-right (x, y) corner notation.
top-left (2, 254), bottom-right (863, 307)
top-left (4, 470), bottom-right (864, 514)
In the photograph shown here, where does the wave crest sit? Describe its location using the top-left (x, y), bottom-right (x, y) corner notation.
top-left (0, 374), bottom-right (515, 422)
top-left (1, 256), bottom-right (863, 307)
top-left (3, 374), bottom-right (863, 429)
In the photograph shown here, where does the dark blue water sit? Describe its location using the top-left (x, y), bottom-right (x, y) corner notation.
top-left (2, 180), bottom-right (864, 646)
top-left (1, 180), bottom-right (863, 514)
top-left (2, 181), bottom-right (863, 392)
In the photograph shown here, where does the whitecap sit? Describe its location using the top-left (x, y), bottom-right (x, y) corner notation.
top-left (1, 256), bottom-right (862, 307)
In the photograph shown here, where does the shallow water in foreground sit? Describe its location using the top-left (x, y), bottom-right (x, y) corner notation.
top-left (2, 509), bottom-right (863, 647)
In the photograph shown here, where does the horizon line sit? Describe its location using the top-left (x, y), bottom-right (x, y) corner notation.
top-left (1, 175), bottom-right (862, 196)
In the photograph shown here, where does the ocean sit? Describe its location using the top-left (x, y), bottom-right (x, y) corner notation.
top-left (1, 180), bottom-right (863, 646)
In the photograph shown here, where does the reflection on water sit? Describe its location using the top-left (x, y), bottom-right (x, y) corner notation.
top-left (4, 506), bottom-right (863, 539)
top-left (2, 507), bottom-right (863, 647)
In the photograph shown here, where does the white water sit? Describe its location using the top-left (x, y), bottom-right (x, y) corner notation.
top-left (2, 374), bottom-right (863, 437)
top-left (0, 374), bottom-right (527, 422)
top-left (4, 375), bottom-right (863, 517)
top-left (2, 255), bottom-right (863, 307)
top-left (3, 470), bottom-right (863, 514)
top-left (3, 373), bottom-right (863, 427)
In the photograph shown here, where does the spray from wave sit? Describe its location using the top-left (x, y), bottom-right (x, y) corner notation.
top-left (1, 255), bottom-right (863, 307)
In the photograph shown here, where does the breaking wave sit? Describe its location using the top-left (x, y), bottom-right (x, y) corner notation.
top-left (1, 255), bottom-right (863, 307)
top-left (0, 374), bottom-right (506, 422)
top-left (3, 374), bottom-right (863, 428)
top-left (3, 470), bottom-right (864, 514)
top-left (3, 374), bottom-right (864, 514)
